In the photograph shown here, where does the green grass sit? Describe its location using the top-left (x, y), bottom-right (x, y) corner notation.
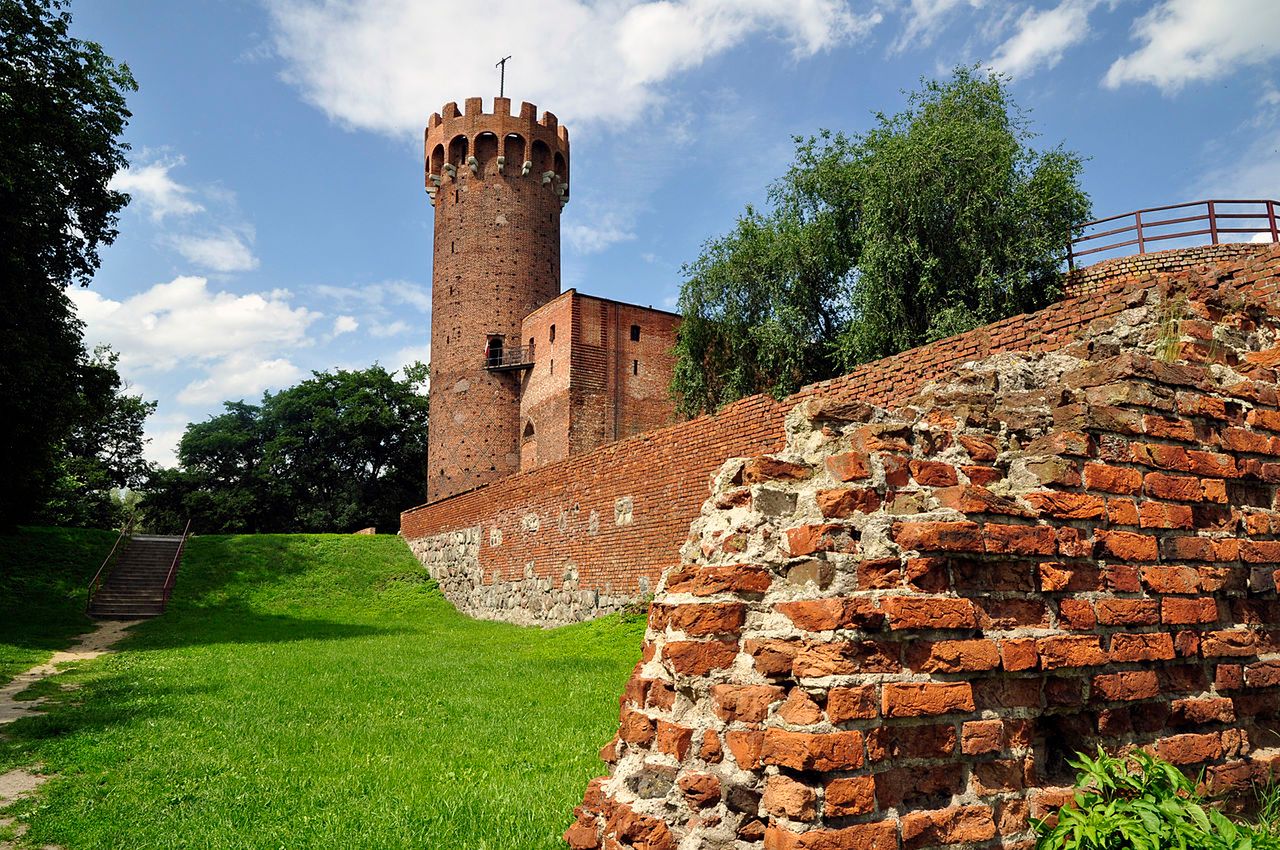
top-left (0, 532), bottom-right (644, 849)
top-left (0, 526), bottom-right (117, 684)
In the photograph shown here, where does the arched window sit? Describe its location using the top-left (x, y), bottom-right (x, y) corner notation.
top-left (474, 132), bottom-right (498, 178)
top-left (429, 144), bottom-right (444, 177)
top-left (530, 139), bottom-right (551, 176)
top-left (504, 133), bottom-right (526, 166)
top-left (553, 151), bottom-right (566, 178)
top-left (448, 135), bottom-right (468, 168)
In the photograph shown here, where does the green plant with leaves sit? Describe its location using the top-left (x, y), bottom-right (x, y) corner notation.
top-left (672, 66), bottom-right (1089, 416)
top-left (1036, 748), bottom-right (1280, 850)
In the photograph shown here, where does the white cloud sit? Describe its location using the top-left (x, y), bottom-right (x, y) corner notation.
top-left (265, 0), bottom-right (879, 138)
top-left (110, 156), bottom-right (204, 221)
top-left (313, 279), bottom-right (432, 314)
top-left (69, 276), bottom-right (320, 374)
top-left (333, 314), bottom-right (359, 334)
top-left (168, 227), bottom-right (260, 273)
top-left (390, 344), bottom-right (431, 372)
top-left (565, 211), bottom-right (638, 254)
top-left (177, 352), bottom-right (304, 405)
top-left (892, 0), bottom-right (985, 53)
top-left (371, 319), bottom-right (412, 338)
top-left (1104, 0), bottom-right (1280, 92)
top-left (989, 0), bottom-right (1098, 78)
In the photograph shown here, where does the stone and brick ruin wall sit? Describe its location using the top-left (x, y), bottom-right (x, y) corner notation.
top-left (1063, 243), bottom-right (1267, 299)
top-left (401, 243), bottom-right (1280, 627)
top-left (567, 274), bottom-right (1280, 850)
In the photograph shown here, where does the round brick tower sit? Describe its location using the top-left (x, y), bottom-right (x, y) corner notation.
top-left (424, 97), bottom-right (570, 502)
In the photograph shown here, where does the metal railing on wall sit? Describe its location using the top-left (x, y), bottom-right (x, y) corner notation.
top-left (1068, 199), bottom-right (1280, 269)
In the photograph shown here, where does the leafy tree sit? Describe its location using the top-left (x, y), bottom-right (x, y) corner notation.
top-left (34, 346), bottom-right (156, 528)
top-left (142, 364), bottom-right (430, 534)
top-left (0, 0), bottom-right (136, 521)
top-left (672, 67), bottom-right (1090, 415)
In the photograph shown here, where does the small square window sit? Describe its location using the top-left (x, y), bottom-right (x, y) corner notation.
top-left (630, 324), bottom-right (640, 342)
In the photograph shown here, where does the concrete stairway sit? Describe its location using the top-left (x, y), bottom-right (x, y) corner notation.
top-left (87, 535), bottom-right (185, 619)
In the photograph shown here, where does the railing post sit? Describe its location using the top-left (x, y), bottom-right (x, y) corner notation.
top-left (1135, 210), bottom-right (1145, 254)
top-left (1208, 200), bottom-right (1218, 245)
top-left (1270, 200), bottom-right (1279, 243)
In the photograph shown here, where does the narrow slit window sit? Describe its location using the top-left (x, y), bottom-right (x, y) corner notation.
top-left (630, 324), bottom-right (640, 342)
top-left (549, 324), bottom-right (556, 343)
top-left (632, 359), bottom-right (638, 375)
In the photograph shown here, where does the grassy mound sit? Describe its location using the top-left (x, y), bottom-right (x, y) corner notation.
top-left (0, 526), bottom-right (116, 684)
top-left (0, 533), bottom-right (644, 849)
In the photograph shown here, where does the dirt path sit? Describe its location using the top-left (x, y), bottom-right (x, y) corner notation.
top-left (0, 620), bottom-right (140, 849)
top-left (0, 620), bottom-right (140, 727)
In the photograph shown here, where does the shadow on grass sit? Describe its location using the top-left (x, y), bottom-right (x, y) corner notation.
top-left (121, 602), bottom-right (406, 651)
top-left (0, 673), bottom-right (219, 749)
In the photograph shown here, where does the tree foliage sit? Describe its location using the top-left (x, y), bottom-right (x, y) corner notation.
top-left (34, 346), bottom-right (156, 529)
top-left (142, 365), bottom-right (430, 534)
top-left (672, 67), bottom-right (1090, 415)
top-left (0, 0), bottom-right (136, 522)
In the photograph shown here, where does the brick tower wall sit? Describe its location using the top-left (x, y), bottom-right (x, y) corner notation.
top-left (424, 97), bottom-right (570, 502)
top-left (401, 244), bottom-right (1280, 626)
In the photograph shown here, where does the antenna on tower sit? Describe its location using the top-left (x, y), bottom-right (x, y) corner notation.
top-left (496, 55), bottom-right (512, 98)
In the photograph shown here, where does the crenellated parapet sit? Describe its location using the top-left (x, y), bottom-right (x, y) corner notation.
top-left (424, 97), bottom-right (570, 207)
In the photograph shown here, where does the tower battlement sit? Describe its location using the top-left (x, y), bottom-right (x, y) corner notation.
top-left (424, 97), bottom-right (570, 207)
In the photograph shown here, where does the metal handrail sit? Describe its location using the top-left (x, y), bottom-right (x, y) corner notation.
top-left (161, 518), bottom-right (192, 609)
top-left (1068, 199), bottom-right (1280, 269)
top-left (86, 514), bottom-right (136, 612)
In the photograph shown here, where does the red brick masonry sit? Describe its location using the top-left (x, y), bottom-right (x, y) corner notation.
top-left (401, 244), bottom-right (1280, 626)
top-left (567, 252), bottom-right (1280, 850)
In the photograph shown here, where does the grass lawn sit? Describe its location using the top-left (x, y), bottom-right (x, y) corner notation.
top-left (0, 526), bottom-right (117, 685)
top-left (0, 532), bottom-right (644, 849)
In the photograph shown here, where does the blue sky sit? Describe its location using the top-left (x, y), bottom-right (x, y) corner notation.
top-left (66, 0), bottom-right (1280, 466)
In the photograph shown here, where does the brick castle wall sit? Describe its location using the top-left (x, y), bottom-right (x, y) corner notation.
top-left (568, 274), bottom-right (1280, 850)
top-left (517, 291), bottom-right (681, 472)
top-left (401, 244), bottom-right (1280, 626)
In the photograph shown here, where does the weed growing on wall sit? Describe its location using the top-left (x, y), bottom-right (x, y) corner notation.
top-left (1035, 749), bottom-right (1280, 850)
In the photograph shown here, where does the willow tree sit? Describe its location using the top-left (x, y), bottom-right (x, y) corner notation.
top-left (671, 67), bottom-right (1090, 416)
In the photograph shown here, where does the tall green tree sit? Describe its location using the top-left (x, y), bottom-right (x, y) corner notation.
top-left (672, 67), bottom-right (1090, 415)
top-left (0, 0), bottom-right (137, 521)
top-left (142, 364), bottom-right (430, 535)
top-left (35, 346), bottom-right (156, 529)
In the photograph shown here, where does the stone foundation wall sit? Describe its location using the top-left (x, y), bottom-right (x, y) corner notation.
top-left (406, 526), bottom-right (636, 626)
top-left (568, 278), bottom-right (1280, 850)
